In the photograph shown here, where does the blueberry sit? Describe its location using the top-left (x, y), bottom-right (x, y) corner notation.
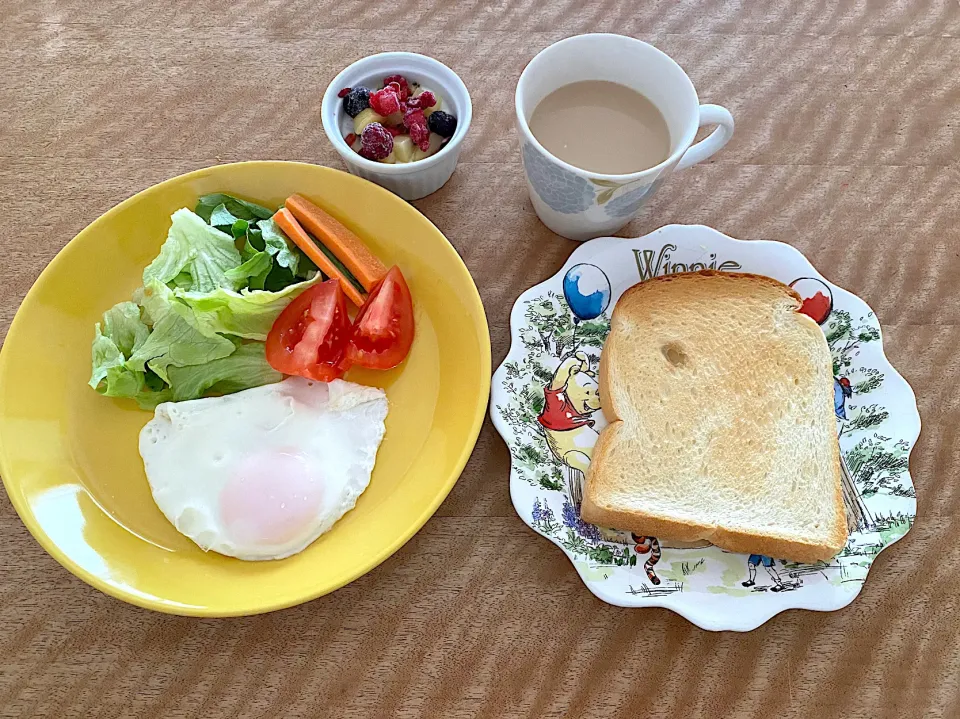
top-left (343, 87), bottom-right (371, 118)
top-left (427, 111), bottom-right (457, 138)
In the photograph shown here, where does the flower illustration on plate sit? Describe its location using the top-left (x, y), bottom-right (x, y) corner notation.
top-left (532, 498), bottom-right (559, 533)
top-left (522, 142), bottom-right (595, 214)
top-left (562, 498), bottom-right (602, 541)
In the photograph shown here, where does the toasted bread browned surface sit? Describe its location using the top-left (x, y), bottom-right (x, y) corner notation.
top-left (581, 271), bottom-right (848, 563)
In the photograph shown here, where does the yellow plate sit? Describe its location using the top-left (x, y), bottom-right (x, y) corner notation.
top-left (0, 161), bottom-right (490, 616)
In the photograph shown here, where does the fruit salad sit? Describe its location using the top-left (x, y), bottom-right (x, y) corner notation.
top-left (338, 74), bottom-right (458, 164)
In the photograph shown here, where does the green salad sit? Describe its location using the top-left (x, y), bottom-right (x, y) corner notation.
top-left (90, 194), bottom-right (320, 408)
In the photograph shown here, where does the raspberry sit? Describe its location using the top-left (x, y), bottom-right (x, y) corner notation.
top-left (407, 90), bottom-right (436, 110)
top-left (342, 87), bottom-right (371, 118)
top-left (369, 87), bottom-right (401, 116)
top-left (427, 110), bottom-right (457, 138)
top-left (383, 74), bottom-right (410, 101)
top-left (359, 123), bottom-right (394, 160)
top-left (402, 108), bottom-right (430, 151)
top-left (344, 132), bottom-right (357, 146)
top-left (412, 124), bottom-right (431, 150)
top-left (402, 108), bottom-right (426, 129)
top-left (410, 123), bottom-right (431, 151)
top-left (404, 121), bottom-right (429, 151)
top-left (385, 125), bottom-right (405, 137)
top-left (337, 87), bottom-right (351, 98)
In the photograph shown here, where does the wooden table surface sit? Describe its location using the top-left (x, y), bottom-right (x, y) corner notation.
top-left (2, 2), bottom-right (959, 717)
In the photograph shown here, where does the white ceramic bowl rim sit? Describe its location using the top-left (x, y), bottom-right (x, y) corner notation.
top-left (322, 52), bottom-right (473, 176)
top-left (515, 33), bottom-right (700, 182)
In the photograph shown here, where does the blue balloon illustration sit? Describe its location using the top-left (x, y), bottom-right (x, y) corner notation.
top-left (563, 263), bottom-right (611, 321)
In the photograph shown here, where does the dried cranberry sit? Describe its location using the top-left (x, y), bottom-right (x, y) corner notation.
top-left (344, 132), bottom-right (357, 146)
top-left (337, 87), bottom-right (351, 98)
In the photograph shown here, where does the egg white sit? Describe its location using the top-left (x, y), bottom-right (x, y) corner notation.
top-left (139, 377), bottom-right (388, 560)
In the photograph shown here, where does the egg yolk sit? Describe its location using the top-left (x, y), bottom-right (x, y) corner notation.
top-left (219, 450), bottom-right (324, 549)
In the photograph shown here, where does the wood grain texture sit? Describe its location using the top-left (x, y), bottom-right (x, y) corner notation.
top-left (1, 1), bottom-right (959, 717)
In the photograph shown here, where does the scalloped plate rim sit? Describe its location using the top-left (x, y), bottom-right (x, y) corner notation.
top-left (492, 224), bottom-right (920, 632)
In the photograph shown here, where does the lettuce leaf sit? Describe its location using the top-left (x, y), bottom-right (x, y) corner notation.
top-left (142, 209), bottom-right (242, 293)
top-left (134, 279), bottom-right (173, 326)
top-left (259, 217), bottom-right (304, 277)
top-left (90, 195), bottom-right (322, 409)
top-left (101, 301), bottom-right (149, 356)
top-left (224, 250), bottom-right (273, 288)
top-left (126, 281), bottom-right (236, 383)
top-left (209, 203), bottom-right (241, 228)
top-left (167, 342), bottom-right (282, 401)
top-left (195, 194), bottom-right (273, 224)
top-left (89, 311), bottom-right (172, 408)
top-left (174, 274), bottom-right (321, 340)
top-left (90, 301), bottom-right (154, 398)
top-left (90, 322), bottom-right (128, 390)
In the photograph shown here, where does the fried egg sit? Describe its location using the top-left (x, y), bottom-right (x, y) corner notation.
top-left (139, 377), bottom-right (388, 560)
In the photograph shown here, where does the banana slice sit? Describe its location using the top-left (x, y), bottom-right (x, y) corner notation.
top-left (411, 132), bottom-right (444, 162)
top-left (354, 108), bottom-right (386, 135)
top-left (393, 135), bottom-right (415, 163)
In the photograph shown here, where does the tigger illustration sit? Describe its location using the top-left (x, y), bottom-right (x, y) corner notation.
top-left (537, 351), bottom-right (663, 584)
top-left (632, 534), bottom-right (663, 586)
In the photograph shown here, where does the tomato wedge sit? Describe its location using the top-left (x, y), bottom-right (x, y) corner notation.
top-left (266, 279), bottom-right (351, 381)
top-left (341, 266), bottom-right (415, 370)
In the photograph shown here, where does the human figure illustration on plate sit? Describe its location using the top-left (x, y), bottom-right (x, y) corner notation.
top-left (735, 278), bottom-right (871, 592)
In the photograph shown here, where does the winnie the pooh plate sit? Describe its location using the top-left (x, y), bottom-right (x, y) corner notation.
top-left (490, 225), bottom-right (919, 631)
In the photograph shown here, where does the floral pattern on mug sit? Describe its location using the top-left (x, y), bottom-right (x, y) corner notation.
top-left (603, 182), bottom-right (656, 218)
top-left (521, 142), bottom-right (595, 214)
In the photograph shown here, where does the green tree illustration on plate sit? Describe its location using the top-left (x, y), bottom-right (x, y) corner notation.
top-left (846, 436), bottom-right (912, 498)
top-left (524, 292), bottom-right (609, 356)
top-left (825, 309), bottom-right (886, 438)
top-left (499, 293), bottom-right (635, 568)
top-left (499, 292), bottom-right (610, 494)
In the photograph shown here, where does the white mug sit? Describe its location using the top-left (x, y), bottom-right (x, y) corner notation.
top-left (516, 34), bottom-right (734, 241)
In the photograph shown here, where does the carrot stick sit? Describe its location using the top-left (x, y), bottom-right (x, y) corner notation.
top-left (285, 193), bottom-right (387, 291)
top-left (273, 208), bottom-right (367, 307)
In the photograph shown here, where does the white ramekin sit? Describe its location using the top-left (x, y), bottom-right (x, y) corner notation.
top-left (321, 52), bottom-right (472, 201)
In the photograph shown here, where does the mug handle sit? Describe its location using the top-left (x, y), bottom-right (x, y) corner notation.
top-left (676, 104), bottom-right (735, 171)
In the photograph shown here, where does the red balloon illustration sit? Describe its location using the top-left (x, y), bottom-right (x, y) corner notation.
top-left (790, 277), bottom-right (834, 325)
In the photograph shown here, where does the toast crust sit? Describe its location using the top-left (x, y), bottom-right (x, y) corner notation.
top-left (584, 271), bottom-right (847, 563)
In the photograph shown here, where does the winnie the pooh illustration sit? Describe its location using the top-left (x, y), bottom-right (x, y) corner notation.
top-left (536, 351), bottom-right (707, 585)
top-left (536, 351), bottom-right (601, 478)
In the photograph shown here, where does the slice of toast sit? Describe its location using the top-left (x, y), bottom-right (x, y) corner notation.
top-left (581, 271), bottom-right (848, 563)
